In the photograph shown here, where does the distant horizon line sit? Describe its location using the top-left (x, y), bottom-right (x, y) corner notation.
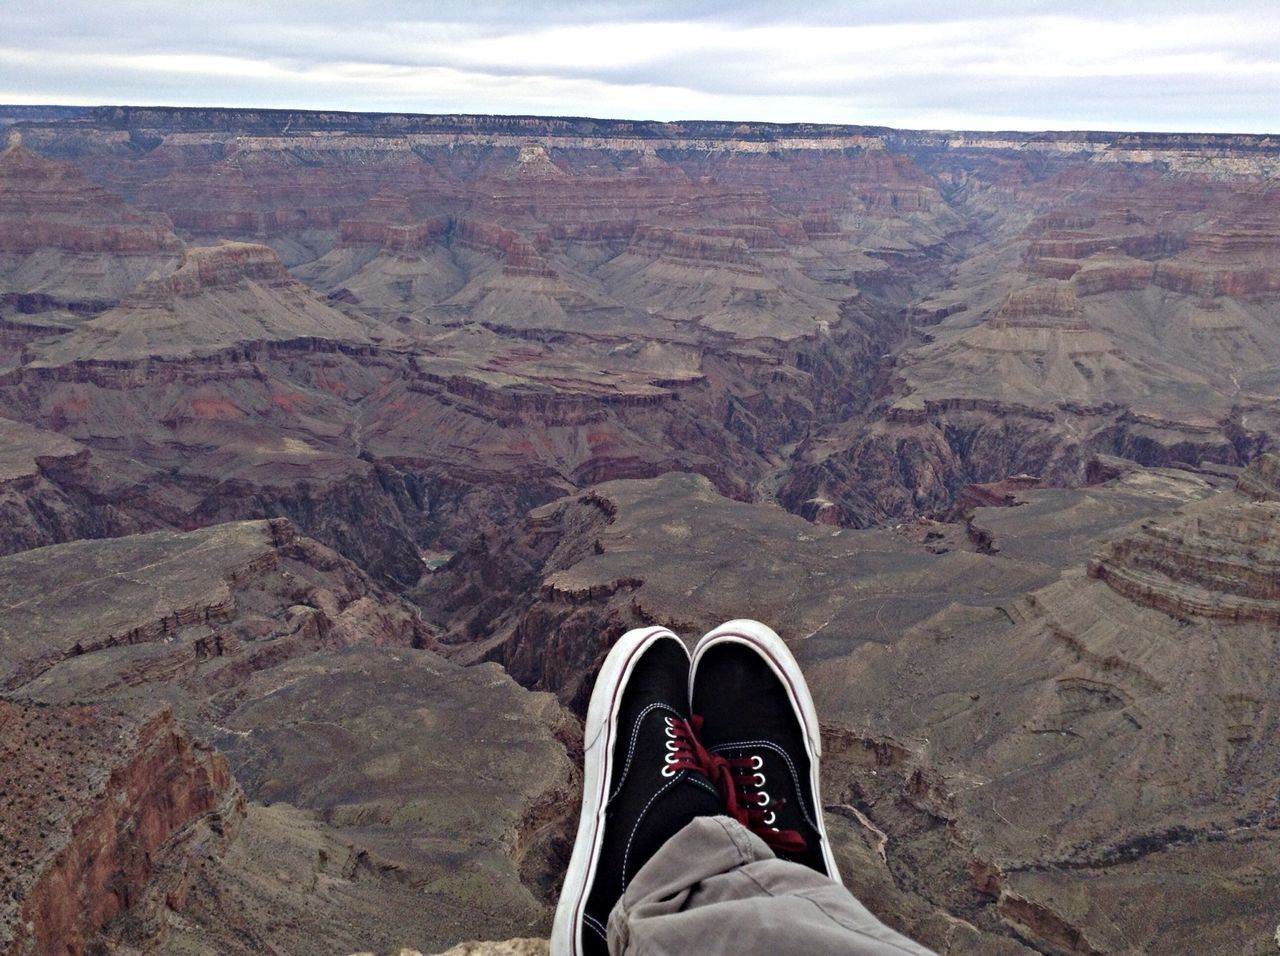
top-left (1, 102), bottom-right (1276, 141)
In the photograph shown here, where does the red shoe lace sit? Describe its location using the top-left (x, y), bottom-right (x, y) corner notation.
top-left (662, 715), bottom-right (711, 776)
top-left (676, 715), bottom-right (808, 856)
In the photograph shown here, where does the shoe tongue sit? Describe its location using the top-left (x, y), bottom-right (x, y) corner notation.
top-left (675, 770), bottom-right (725, 819)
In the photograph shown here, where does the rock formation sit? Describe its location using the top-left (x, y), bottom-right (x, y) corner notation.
top-left (26, 241), bottom-right (391, 364)
top-left (0, 416), bottom-right (140, 556)
top-left (800, 466), bottom-right (1280, 953)
top-left (430, 941), bottom-right (549, 956)
top-left (0, 145), bottom-right (181, 323)
top-left (0, 517), bottom-right (578, 954)
top-left (0, 701), bottom-right (241, 956)
top-left (6, 106), bottom-right (1276, 548)
top-left (0, 518), bottom-right (431, 695)
top-left (422, 462), bottom-right (1276, 952)
top-left (420, 472), bottom-right (1063, 711)
top-left (1236, 450), bottom-right (1280, 502)
top-left (1088, 454), bottom-right (1280, 623)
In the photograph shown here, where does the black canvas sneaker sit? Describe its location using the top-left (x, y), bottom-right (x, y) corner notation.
top-left (552, 626), bottom-right (723, 956)
top-left (689, 619), bottom-right (841, 880)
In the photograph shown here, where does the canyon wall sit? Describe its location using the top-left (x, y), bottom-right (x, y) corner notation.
top-left (1, 106), bottom-right (1278, 953)
top-left (0, 701), bottom-right (241, 956)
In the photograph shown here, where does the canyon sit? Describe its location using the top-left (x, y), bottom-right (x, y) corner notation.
top-left (0, 105), bottom-right (1277, 954)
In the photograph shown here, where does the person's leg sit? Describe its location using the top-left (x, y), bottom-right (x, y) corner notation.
top-left (557, 619), bottom-right (937, 956)
top-left (604, 619), bottom-right (935, 956)
top-left (608, 814), bottom-right (936, 956)
top-left (689, 619), bottom-right (841, 878)
top-left (551, 627), bottom-right (724, 956)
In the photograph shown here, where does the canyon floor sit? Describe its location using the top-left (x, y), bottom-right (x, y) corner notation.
top-left (1, 106), bottom-right (1278, 956)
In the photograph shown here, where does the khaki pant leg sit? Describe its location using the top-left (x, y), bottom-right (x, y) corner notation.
top-left (608, 816), bottom-right (937, 956)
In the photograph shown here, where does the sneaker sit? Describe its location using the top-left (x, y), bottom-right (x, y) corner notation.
top-left (689, 619), bottom-right (841, 879)
top-left (551, 626), bottom-right (724, 956)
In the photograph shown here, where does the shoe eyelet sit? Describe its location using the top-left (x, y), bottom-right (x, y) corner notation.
top-left (661, 765), bottom-right (677, 778)
top-left (750, 755), bottom-right (764, 770)
top-left (664, 716), bottom-right (673, 726)
top-left (664, 752), bottom-right (679, 764)
top-left (763, 811), bottom-right (776, 826)
top-left (665, 739), bottom-right (678, 752)
top-left (664, 726), bottom-right (677, 739)
top-left (756, 790), bottom-right (770, 807)
top-left (753, 772), bottom-right (766, 787)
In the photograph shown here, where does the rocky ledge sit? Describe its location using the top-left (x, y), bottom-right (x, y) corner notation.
top-left (1236, 451), bottom-right (1280, 502)
top-left (130, 241), bottom-right (293, 300)
top-left (1087, 454), bottom-right (1280, 623)
top-left (429, 941), bottom-right (548, 956)
top-left (0, 700), bottom-right (242, 956)
top-left (347, 941), bottom-right (548, 956)
top-left (0, 517), bottom-right (433, 696)
top-left (420, 471), bottom-right (1058, 710)
top-left (0, 515), bottom-right (580, 954)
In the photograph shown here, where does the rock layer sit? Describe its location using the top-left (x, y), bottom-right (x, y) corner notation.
top-left (0, 145), bottom-right (181, 316)
top-left (6, 106), bottom-right (1279, 552)
top-left (1086, 454), bottom-right (1280, 624)
top-left (0, 518), bottom-right (432, 695)
top-left (0, 516), bottom-right (578, 954)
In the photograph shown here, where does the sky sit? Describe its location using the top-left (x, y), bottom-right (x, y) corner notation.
top-left (2, 1), bottom-right (1277, 133)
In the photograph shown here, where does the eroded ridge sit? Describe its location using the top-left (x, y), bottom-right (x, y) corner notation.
top-left (1088, 454), bottom-right (1280, 623)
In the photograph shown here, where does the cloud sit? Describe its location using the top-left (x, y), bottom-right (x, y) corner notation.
top-left (1, 1), bottom-right (1277, 131)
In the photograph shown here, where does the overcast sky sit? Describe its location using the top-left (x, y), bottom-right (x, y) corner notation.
top-left (2, 2), bottom-right (1277, 132)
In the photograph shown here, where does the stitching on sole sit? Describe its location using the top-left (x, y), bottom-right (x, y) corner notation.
top-left (563, 628), bottom-right (670, 956)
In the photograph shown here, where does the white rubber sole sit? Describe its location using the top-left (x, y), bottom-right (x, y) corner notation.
top-left (689, 618), bottom-right (841, 882)
top-left (550, 626), bottom-right (689, 956)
